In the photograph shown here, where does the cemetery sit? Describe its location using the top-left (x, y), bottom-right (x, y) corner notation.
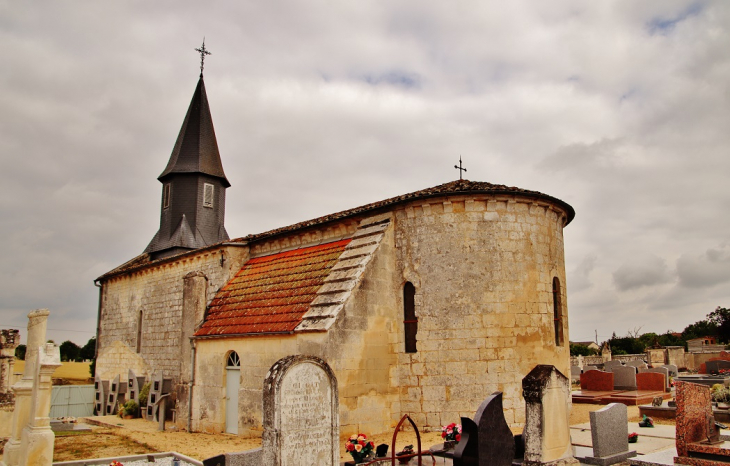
top-left (5, 310), bottom-right (730, 466)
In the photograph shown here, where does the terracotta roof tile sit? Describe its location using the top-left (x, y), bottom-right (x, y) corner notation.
top-left (194, 239), bottom-right (351, 337)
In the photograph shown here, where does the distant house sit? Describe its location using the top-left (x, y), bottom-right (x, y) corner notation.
top-left (687, 336), bottom-right (724, 353)
top-left (570, 341), bottom-right (600, 352)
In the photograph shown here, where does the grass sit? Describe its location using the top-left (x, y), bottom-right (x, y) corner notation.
top-left (14, 360), bottom-right (91, 381)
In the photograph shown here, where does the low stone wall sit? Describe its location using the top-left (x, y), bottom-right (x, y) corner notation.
top-left (685, 351), bottom-right (725, 371)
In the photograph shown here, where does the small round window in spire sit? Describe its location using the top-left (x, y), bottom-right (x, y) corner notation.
top-left (227, 351), bottom-right (240, 368)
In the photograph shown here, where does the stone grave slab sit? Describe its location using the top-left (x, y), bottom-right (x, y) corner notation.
top-left (612, 366), bottom-right (638, 390)
top-left (626, 361), bottom-right (648, 370)
top-left (581, 370), bottom-right (614, 391)
top-left (582, 403), bottom-right (636, 466)
top-left (262, 355), bottom-right (338, 466)
top-left (637, 372), bottom-right (666, 392)
top-left (571, 366), bottom-right (581, 382)
top-left (474, 391), bottom-right (514, 466)
top-left (584, 365), bottom-right (599, 372)
top-left (523, 365), bottom-right (578, 466)
top-left (636, 367), bottom-right (671, 392)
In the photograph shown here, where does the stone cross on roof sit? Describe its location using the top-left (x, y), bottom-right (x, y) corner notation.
top-left (195, 38), bottom-right (211, 77)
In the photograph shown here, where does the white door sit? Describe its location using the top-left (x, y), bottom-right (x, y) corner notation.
top-left (225, 351), bottom-right (240, 434)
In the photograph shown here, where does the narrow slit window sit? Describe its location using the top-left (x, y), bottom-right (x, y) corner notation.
top-left (404, 282), bottom-right (418, 353)
top-left (553, 277), bottom-right (564, 346)
top-left (163, 184), bottom-right (171, 209)
top-left (203, 183), bottom-right (214, 208)
top-left (136, 310), bottom-right (143, 353)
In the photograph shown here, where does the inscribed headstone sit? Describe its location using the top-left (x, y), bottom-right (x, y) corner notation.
top-left (581, 403), bottom-right (636, 466)
top-left (612, 366), bottom-right (637, 390)
top-left (474, 392), bottom-right (514, 466)
top-left (522, 365), bottom-right (578, 466)
top-left (262, 355), bottom-right (338, 466)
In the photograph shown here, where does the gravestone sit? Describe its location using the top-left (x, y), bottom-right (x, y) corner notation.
top-left (625, 360), bottom-right (647, 370)
top-left (570, 366), bottom-right (581, 382)
top-left (474, 392), bottom-right (515, 466)
top-left (262, 355), bottom-right (338, 466)
top-left (639, 367), bottom-right (669, 391)
top-left (603, 361), bottom-right (623, 371)
top-left (612, 366), bottom-right (637, 390)
top-left (579, 403), bottom-right (636, 466)
top-left (522, 365), bottom-right (579, 466)
top-left (661, 364), bottom-right (679, 378)
top-left (453, 417), bottom-right (479, 466)
top-left (583, 366), bottom-right (598, 373)
top-left (580, 371), bottom-right (614, 391)
top-left (127, 370), bottom-right (145, 405)
top-left (637, 372), bottom-right (666, 392)
top-left (675, 381), bottom-right (725, 462)
top-left (146, 373), bottom-right (162, 420)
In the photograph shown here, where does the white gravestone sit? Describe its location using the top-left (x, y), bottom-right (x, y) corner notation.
top-left (262, 355), bottom-right (339, 466)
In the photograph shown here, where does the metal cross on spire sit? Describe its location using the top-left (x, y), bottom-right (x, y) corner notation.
top-left (454, 156), bottom-right (467, 180)
top-left (195, 38), bottom-right (211, 77)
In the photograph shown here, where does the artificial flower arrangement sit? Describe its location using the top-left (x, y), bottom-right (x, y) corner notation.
top-left (109, 461), bottom-right (123, 466)
top-left (441, 422), bottom-right (462, 442)
top-left (638, 415), bottom-right (654, 428)
top-left (628, 432), bottom-right (638, 443)
top-left (345, 433), bottom-right (375, 464)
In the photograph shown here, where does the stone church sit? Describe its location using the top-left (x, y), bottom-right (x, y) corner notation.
top-left (95, 72), bottom-right (575, 437)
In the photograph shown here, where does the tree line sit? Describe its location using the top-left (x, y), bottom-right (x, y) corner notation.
top-left (15, 337), bottom-right (96, 362)
top-left (571, 306), bottom-right (730, 356)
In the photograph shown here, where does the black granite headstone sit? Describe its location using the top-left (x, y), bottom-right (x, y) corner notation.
top-left (453, 417), bottom-right (479, 466)
top-left (376, 444), bottom-right (389, 458)
top-left (474, 392), bottom-right (515, 466)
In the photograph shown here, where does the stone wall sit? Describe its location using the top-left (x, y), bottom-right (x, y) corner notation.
top-left (392, 194), bottom-right (571, 427)
top-left (193, 216), bottom-right (400, 437)
top-left (96, 246), bottom-right (248, 383)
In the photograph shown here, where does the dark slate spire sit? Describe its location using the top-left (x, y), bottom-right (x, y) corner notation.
top-left (158, 77), bottom-right (230, 187)
top-left (145, 76), bottom-right (230, 260)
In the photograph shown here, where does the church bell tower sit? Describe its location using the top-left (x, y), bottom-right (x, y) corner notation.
top-left (145, 41), bottom-right (230, 260)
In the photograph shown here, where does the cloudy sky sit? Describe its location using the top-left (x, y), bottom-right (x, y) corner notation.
top-left (1, 1), bottom-right (728, 346)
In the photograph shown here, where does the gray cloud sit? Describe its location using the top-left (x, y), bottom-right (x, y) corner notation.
top-left (1, 2), bottom-right (729, 344)
top-left (678, 242), bottom-right (730, 289)
top-left (613, 255), bottom-right (674, 291)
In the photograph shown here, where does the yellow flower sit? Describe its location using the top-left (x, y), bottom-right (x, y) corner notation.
top-left (355, 444), bottom-right (363, 452)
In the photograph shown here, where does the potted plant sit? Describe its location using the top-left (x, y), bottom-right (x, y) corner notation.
top-left (628, 432), bottom-right (638, 443)
top-left (712, 385), bottom-right (730, 409)
top-left (122, 399), bottom-right (138, 419)
top-left (345, 433), bottom-right (375, 464)
top-left (440, 422), bottom-right (462, 449)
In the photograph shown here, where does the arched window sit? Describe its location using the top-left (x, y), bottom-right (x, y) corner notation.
top-left (227, 351), bottom-right (240, 368)
top-left (136, 310), bottom-right (143, 353)
top-left (552, 277), bottom-right (564, 346)
top-left (403, 282), bottom-right (418, 353)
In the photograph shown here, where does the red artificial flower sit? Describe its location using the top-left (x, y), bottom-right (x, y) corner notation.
top-left (369, 442), bottom-right (375, 448)
top-left (456, 434), bottom-right (461, 441)
top-left (441, 431), bottom-right (447, 438)
top-left (360, 440), bottom-right (367, 446)
top-left (346, 443), bottom-right (355, 452)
